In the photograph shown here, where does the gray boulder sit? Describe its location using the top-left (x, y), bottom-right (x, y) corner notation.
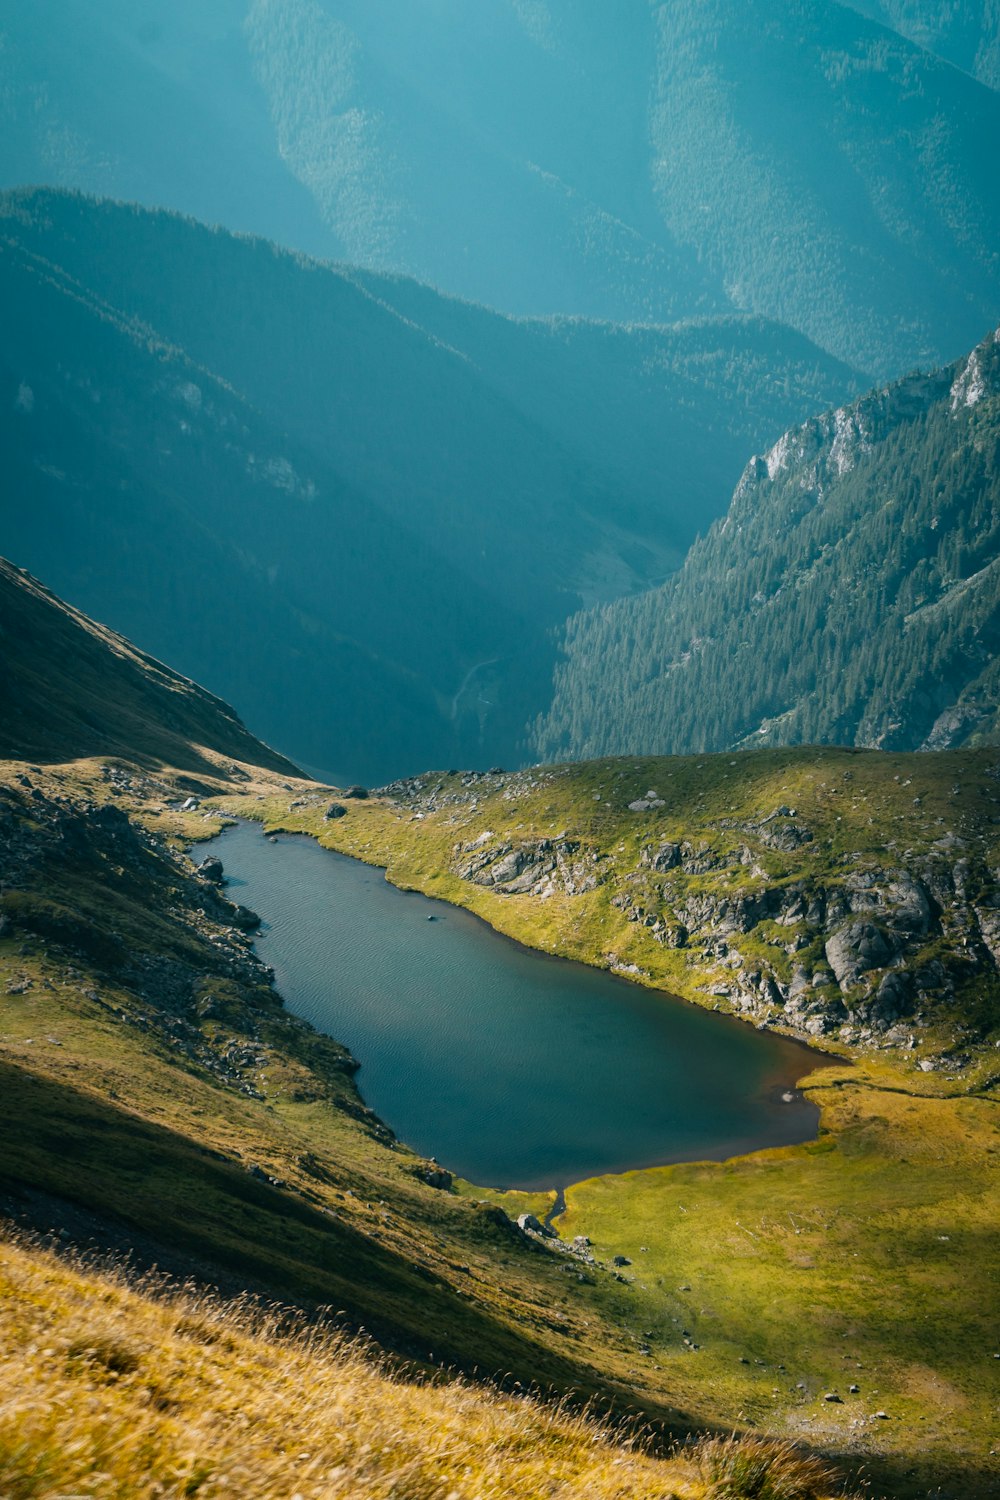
top-left (825, 921), bottom-right (897, 989)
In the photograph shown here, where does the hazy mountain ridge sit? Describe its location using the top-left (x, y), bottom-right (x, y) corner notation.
top-left (0, 187), bottom-right (860, 782)
top-left (649, 0), bottom-right (1000, 375)
top-left (535, 323), bottom-right (1000, 764)
top-left (4, 2), bottom-right (1000, 373)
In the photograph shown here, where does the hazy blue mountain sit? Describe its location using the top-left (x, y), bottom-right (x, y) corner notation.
top-left (0, 188), bottom-right (857, 781)
top-left (649, 0), bottom-right (1000, 376)
top-left (534, 324), bottom-right (1000, 764)
top-left (846, 0), bottom-right (1000, 89)
top-left (0, 0), bottom-right (720, 326)
top-left (344, 267), bottom-right (863, 552)
top-left (4, 3), bottom-right (1000, 374)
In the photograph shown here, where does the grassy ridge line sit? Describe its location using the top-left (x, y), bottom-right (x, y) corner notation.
top-left (0, 558), bottom-right (299, 777)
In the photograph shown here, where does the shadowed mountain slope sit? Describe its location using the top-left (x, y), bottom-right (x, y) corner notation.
top-left (0, 559), bottom-right (299, 777)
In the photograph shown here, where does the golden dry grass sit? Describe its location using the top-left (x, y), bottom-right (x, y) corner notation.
top-left (0, 1230), bottom-right (858, 1500)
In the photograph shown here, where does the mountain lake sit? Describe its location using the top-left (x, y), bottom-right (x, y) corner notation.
top-left (200, 820), bottom-right (823, 1190)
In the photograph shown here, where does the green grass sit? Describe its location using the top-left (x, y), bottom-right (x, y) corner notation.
top-left (3, 735), bottom-right (1000, 1493)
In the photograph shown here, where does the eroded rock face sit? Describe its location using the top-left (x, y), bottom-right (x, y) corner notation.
top-left (435, 771), bottom-right (998, 1054)
top-left (454, 838), bottom-right (602, 897)
top-left (825, 922), bottom-right (898, 990)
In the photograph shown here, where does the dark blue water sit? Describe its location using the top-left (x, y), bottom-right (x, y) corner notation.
top-left (203, 821), bottom-right (821, 1189)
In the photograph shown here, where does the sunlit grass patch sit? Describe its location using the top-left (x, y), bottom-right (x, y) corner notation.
top-left (0, 1228), bottom-right (857, 1500)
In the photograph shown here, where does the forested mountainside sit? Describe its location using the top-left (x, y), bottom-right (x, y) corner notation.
top-left (3, 2), bottom-right (1000, 373)
top-left (535, 324), bottom-right (1000, 765)
top-left (0, 187), bottom-right (858, 783)
top-left (846, 0), bottom-right (1000, 89)
top-left (649, 0), bottom-right (1000, 375)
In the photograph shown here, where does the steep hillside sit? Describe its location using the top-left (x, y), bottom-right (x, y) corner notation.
top-left (0, 187), bottom-right (859, 783)
top-left (535, 324), bottom-right (1000, 765)
top-left (650, 0), bottom-right (1000, 375)
top-left (0, 560), bottom-right (298, 778)
top-left (0, 562), bottom-right (694, 1425)
top-left (3, 3), bottom-right (1000, 372)
top-left (0, 1232), bottom-right (859, 1500)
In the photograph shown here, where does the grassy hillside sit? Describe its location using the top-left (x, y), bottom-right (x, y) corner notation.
top-left (0, 1229), bottom-right (863, 1500)
top-left (535, 324), bottom-right (1000, 765)
top-left (0, 187), bottom-right (860, 782)
top-left (0, 559), bottom-right (298, 777)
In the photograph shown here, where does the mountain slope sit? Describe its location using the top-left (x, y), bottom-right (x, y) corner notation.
top-left (0, 560), bottom-right (690, 1427)
top-left (0, 0), bottom-right (720, 326)
top-left (4, 3), bottom-right (1000, 373)
top-left (535, 324), bottom-right (1000, 764)
top-left (0, 559), bottom-right (300, 778)
top-left (649, 0), bottom-right (1000, 375)
top-left (2, 567), bottom-right (998, 1497)
top-left (0, 187), bottom-right (859, 782)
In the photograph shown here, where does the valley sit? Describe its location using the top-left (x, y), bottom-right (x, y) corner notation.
top-left (0, 186), bottom-right (859, 785)
top-left (2, 558), bottom-right (998, 1496)
top-left (4, 6), bottom-right (1000, 1494)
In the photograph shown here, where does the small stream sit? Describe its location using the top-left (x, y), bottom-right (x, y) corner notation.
top-left (202, 821), bottom-right (822, 1190)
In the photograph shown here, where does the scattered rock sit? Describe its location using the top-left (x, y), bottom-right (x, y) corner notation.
top-left (199, 857), bottom-right (225, 885)
top-left (324, 803), bottom-right (347, 820)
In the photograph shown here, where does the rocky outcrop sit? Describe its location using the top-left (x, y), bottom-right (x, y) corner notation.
top-left (605, 839), bottom-right (996, 1049)
top-left (454, 837), bottom-right (604, 897)
top-left (824, 922), bottom-right (898, 989)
